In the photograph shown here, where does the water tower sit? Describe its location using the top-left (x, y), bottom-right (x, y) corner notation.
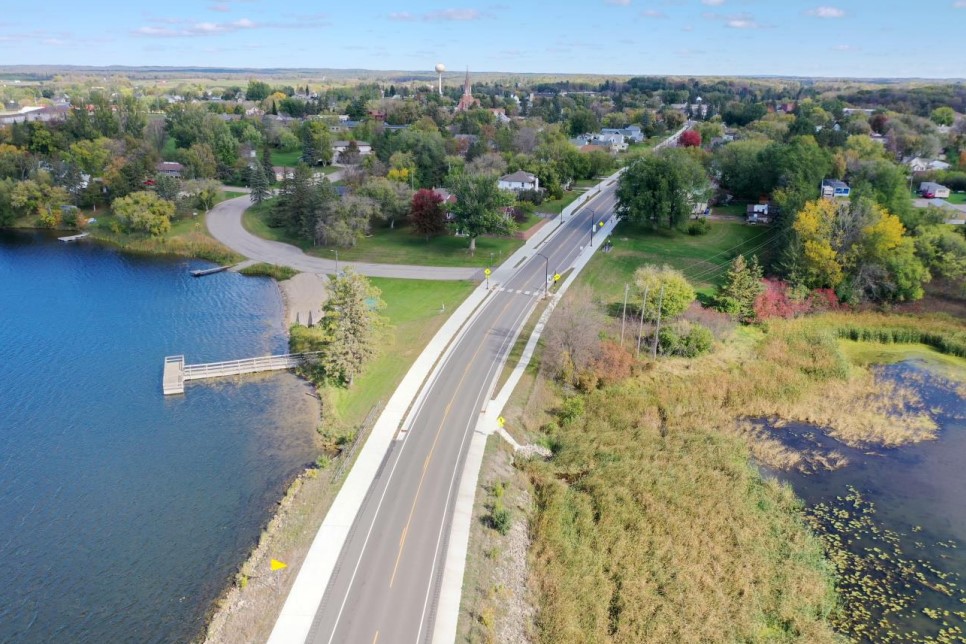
top-left (435, 63), bottom-right (446, 96)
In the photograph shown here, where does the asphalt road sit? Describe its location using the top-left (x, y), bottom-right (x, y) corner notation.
top-left (206, 197), bottom-right (481, 281)
top-left (305, 185), bottom-right (619, 644)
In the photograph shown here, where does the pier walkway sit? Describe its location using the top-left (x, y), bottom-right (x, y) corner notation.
top-left (162, 352), bottom-right (317, 395)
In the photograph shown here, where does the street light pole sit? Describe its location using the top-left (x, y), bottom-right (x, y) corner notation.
top-left (589, 208), bottom-right (596, 246)
top-left (331, 249), bottom-right (339, 275)
top-left (536, 252), bottom-right (550, 297)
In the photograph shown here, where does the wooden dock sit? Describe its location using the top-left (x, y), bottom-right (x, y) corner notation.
top-left (162, 352), bottom-right (317, 395)
top-left (190, 265), bottom-right (230, 277)
top-left (58, 233), bottom-right (89, 242)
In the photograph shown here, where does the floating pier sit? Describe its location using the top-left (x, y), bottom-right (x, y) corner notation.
top-left (162, 352), bottom-right (316, 395)
top-left (58, 233), bottom-right (89, 242)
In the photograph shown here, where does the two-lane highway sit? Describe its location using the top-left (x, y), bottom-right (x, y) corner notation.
top-left (302, 184), bottom-right (619, 643)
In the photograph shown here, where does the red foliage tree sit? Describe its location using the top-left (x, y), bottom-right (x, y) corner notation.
top-left (409, 189), bottom-right (446, 238)
top-left (678, 129), bottom-right (702, 148)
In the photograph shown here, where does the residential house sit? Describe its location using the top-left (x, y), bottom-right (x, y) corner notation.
top-left (746, 203), bottom-right (774, 224)
top-left (919, 182), bottom-right (951, 199)
top-left (488, 108), bottom-right (511, 124)
top-left (432, 187), bottom-right (458, 220)
top-left (921, 198), bottom-right (966, 225)
top-left (601, 125), bottom-right (645, 143)
top-left (331, 141), bottom-right (372, 156)
top-left (904, 157), bottom-right (951, 172)
top-left (571, 132), bottom-right (627, 153)
top-left (156, 162), bottom-right (184, 178)
top-left (498, 170), bottom-right (539, 192)
top-left (821, 179), bottom-right (850, 199)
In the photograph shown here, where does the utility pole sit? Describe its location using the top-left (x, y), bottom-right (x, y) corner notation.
top-left (652, 284), bottom-right (665, 359)
top-left (619, 283), bottom-right (629, 347)
top-left (635, 286), bottom-right (649, 358)
top-left (536, 253), bottom-right (550, 297)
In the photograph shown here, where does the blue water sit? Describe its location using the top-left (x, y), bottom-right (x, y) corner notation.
top-left (0, 231), bottom-right (320, 643)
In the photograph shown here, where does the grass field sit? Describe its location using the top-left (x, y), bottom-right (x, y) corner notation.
top-left (322, 277), bottom-right (477, 429)
top-left (712, 203), bottom-right (748, 218)
top-left (270, 149), bottom-right (302, 167)
top-left (580, 220), bottom-right (777, 302)
top-left (538, 189), bottom-right (585, 215)
top-left (244, 201), bottom-right (523, 268)
top-left (947, 192), bottom-right (966, 204)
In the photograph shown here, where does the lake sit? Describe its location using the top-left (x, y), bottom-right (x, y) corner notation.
top-left (0, 231), bottom-right (319, 643)
top-left (760, 361), bottom-right (966, 643)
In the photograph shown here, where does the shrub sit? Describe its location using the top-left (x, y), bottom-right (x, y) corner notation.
top-left (682, 303), bottom-right (736, 340)
top-left (686, 218), bottom-right (710, 236)
top-left (753, 279), bottom-right (841, 321)
top-left (659, 320), bottom-right (715, 357)
top-left (517, 188), bottom-right (545, 205)
top-left (558, 396), bottom-right (585, 425)
top-left (490, 506), bottom-right (511, 535)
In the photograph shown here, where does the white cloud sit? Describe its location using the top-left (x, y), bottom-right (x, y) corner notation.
top-left (832, 44), bottom-right (860, 51)
top-left (701, 0), bottom-right (725, 5)
top-left (703, 11), bottom-right (764, 29)
top-left (726, 18), bottom-right (758, 28)
top-left (208, 4), bottom-right (230, 11)
top-left (641, 9), bottom-right (667, 18)
top-left (134, 18), bottom-right (258, 37)
top-left (954, 1), bottom-right (966, 7)
top-left (390, 8), bottom-right (488, 21)
top-left (605, 0), bottom-right (632, 5)
top-left (806, 6), bottom-right (845, 18)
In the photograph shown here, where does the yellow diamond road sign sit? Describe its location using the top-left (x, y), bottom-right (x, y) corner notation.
top-left (497, 416), bottom-right (505, 427)
top-left (484, 268), bottom-right (491, 276)
top-left (553, 273), bottom-right (561, 282)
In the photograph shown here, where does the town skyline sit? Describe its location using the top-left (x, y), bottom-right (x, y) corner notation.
top-left (2, 1), bottom-right (966, 79)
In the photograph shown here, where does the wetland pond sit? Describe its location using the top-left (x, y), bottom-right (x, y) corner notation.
top-left (759, 360), bottom-right (966, 643)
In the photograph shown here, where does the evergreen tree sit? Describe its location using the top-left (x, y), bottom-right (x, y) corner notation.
top-left (714, 255), bottom-right (765, 321)
top-left (260, 144), bottom-right (275, 185)
top-left (317, 270), bottom-right (386, 387)
top-left (249, 165), bottom-right (269, 205)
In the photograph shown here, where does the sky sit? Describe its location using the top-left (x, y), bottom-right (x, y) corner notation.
top-left (1, 1), bottom-right (965, 79)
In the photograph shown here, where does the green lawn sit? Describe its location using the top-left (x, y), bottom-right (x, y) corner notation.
top-left (245, 201), bottom-right (523, 268)
top-left (271, 149), bottom-right (302, 167)
top-left (327, 277), bottom-right (477, 427)
top-left (712, 203), bottom-right (747, 218)
top-left (578, 220), bottom-right (777, 302)
top-left (947, 192), bottom-right (966, 205)
top-left (538, 190), bottom-right (585, 215)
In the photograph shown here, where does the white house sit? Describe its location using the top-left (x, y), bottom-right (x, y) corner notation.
top-left (904, 157), bottom-right (951, 173)
top-left (156, 161), bottom-right (184, 178)
top-left (746, 203), bottom-right (773, 224)
top-left (498, 170), bottom-right (539, 192)
top-left (331, 141), bottom-right (372, 156)
top-left (602, 125), bottom-right (645, 143)
top-left (821, 179), bottom-right (851, 199)
top-left (919, 182), bottom-right (951, 199)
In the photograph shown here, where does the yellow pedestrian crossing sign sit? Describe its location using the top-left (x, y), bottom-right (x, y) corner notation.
top-left (270, 559), bottom-right (287, 571)
top-left (497, 416), bottom-right (505, 427)
top-left (553, 273), bottom-right (561, 282)
top-left (484, 268), bottom-right (491, 276)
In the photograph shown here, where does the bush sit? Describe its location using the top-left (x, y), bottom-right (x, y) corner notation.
top-left (558, 396), bottom-right (585, 424)
top-left (659, 320), bottom-right (715, 357)
top-left (686, 218), bottom-right (710, 236)
top-left (490, 506), bottom-right (511, 535)
top-left (517, 188), bottom-right (545, 206)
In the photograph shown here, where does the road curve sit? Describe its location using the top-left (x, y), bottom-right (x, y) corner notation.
top-left (206, 196), bottom-right (481, 281)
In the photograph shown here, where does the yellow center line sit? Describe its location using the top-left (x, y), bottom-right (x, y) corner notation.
top-left (388, 295), bottom-right (517, 589)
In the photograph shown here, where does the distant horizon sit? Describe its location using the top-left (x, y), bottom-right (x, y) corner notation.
top-left (1, 64), bottom-right (965, 84)
top-left (2, 1), bottom-right (966, 79)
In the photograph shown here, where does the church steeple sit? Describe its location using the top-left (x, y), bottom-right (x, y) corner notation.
top-left (456, 67), bottom-right (478, 111)
top-left (463, 68), bottom-right (471, 96)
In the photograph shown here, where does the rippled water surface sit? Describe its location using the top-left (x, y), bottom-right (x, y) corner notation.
top-left (0, 231), bottom-right (318, 643)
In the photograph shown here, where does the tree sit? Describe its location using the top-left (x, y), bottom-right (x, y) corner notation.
top-left (337, 140), bottom-right (362, 166)
top-left (316, 194), bottom-right (377, 247)
top-left (791, 199), bottom-right (844, 289)
top-left (409, 188), bottom-right (446, 238)
top-left (448, 173), bottom-right (515, 251)
top-left (568, 108), bottom-right (600, 136)
top-left (10, 179), bottom-right (70, 227)
top-left (182, 143), bottom-right (218, 179)
top-left (316, 269), bottom-right (386, 387)
top-left (714, 255), bottom-right (764, 321)
top-left (678, 130), bottom-right (702, 148)
top-left (153, 173), bottom-right (181, 202)
top-left (633, 265), bottom-right (696, 320)
top-left (616, 149), bottom-right (708, 229)
top-left (260, 144), bottom-right (276, 185)
top-left (249, 165), bottom-right (270, 205)
top-left (246, 80), bottom-right (272, 101)
top-left (930, 106), bottom-right (955, 127)
top-left (357, 176), bottom-right (412, 229)
top-left (66, 138), bottom-right (112, 177)
top-left (182, 179), bottom-right (221, 212)
top-left (301, 120), bottom-right (333, 166)
top-left (112, 191), bottom-right (174, 236)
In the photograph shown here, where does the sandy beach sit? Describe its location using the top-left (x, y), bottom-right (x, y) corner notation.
top-left (278, 272), bottom-right (328, 326)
